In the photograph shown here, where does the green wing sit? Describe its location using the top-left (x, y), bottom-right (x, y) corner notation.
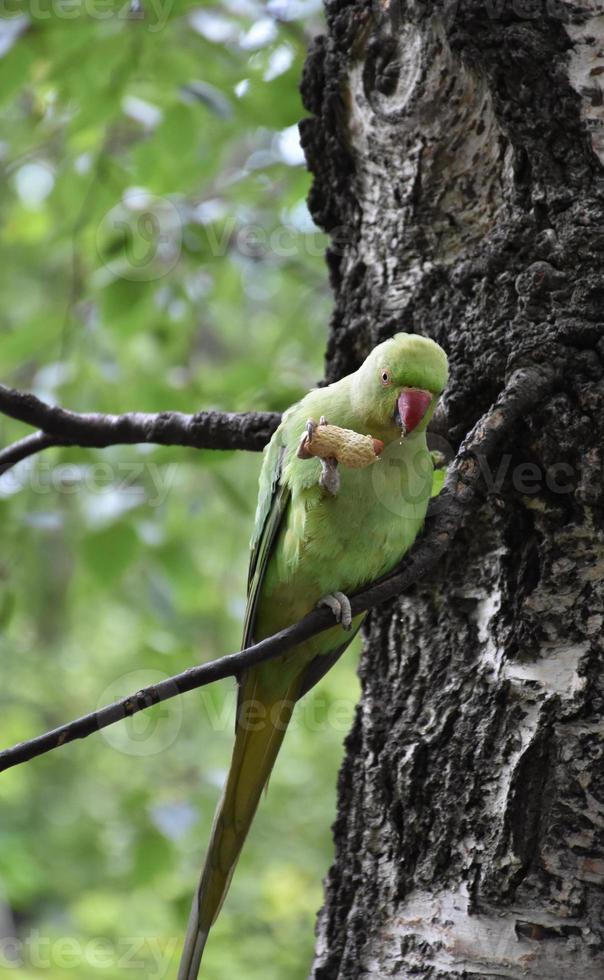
top-left (241, 427), bottom-right (290, 648)
top-left (241, 407), bottom-right (362, 700)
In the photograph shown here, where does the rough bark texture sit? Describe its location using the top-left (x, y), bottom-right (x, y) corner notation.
top-left (299, 2), bottom-right (604, 977)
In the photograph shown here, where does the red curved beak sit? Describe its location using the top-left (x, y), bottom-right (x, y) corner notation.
top-left (396, 388), bottom-right (432, 434)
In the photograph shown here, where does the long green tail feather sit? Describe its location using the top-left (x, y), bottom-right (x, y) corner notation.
top-left (177, 668), bottom-right (300, 980)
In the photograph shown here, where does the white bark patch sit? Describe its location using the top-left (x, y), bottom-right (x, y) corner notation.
top-left (503, 641), bottom-right (589, 697)
top-left (566, 13), bottom-right (604, 166)
top-left (344, 17), bottom-right (510, 313)
top-left (471, 586), bottom-right (504, 674)
top-left (365, 885), bottom-right (594, 980)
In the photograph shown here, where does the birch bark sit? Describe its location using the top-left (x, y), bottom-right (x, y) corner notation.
top-left (300, 2), bottom-right (604, 976)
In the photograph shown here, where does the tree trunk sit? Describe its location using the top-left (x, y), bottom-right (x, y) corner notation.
top-left (299, 2), bottom-right (604, 977)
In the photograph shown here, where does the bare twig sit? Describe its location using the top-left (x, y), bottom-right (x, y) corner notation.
top-left (0, 365), bottom-right (555, 774)
top-left (0, 382), bottom-right (281, 472)
top-left (0, 432), bottom-right (60, 474)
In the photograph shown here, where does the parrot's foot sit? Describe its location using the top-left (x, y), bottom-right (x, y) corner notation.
top-left (297, 417), bottom-right (340, 495)
top-left (316, 418), bottom-right (340, 495)
top-left (297, 416), bottom-right (328, 457)
top-left (319, 456), bottom-right (340, 496)
top-left (318, 591), bottom-right (353, 630)
top-left (297, 417), bottom-right (318, 459)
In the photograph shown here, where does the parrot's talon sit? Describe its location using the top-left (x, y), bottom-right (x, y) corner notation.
top-left (297, 418), bottom-right (317, 459)
top-left (298, 417), bottom-right (340, 491)
top-left (297, 430), bottom-right (310, 458)
top-left (318, 591), bottom-right (353, 630)
top-left (319, 457), bottom-right (340, 496)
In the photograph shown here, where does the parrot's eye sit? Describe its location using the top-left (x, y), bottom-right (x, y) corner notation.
top-left (380, 367), bottom-right (392, 386)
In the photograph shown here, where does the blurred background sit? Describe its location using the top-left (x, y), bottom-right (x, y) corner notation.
top-left (0, 2), bottom-right (362, 977)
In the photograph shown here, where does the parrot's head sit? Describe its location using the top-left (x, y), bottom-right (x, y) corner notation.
top-left (353, 333), bottom-right (448, 440)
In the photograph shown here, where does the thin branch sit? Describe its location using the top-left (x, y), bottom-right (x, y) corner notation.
top-left (0, 432), bottom-right (60, 474)
top-left (0, 382), bottom-right (281, 472)
top-left (0, 364), bottom-right (556, 774)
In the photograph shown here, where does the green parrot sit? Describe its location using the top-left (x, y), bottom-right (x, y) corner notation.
top-left (178, 332), bottom-right (448, 979)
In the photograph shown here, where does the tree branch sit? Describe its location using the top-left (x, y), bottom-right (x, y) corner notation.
top-left (0, 364), bottom-right (556, 774)
top-left (0, 431), bottom-right (61, 474)
top-left (0, 383), bottom-right (451, 476)
top-left (0, 382), bottom-right (281, 472)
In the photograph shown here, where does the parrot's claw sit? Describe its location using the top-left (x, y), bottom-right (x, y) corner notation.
top-left (297, 418), bottom-right (340, 493)
top-left (297, 418), bottom-right (319, 460)
top-left (297, 431), bottom-right (310, 458)
top-left (318, 591), bottom-right (353, 630)
top-left (319, 456), bottom-right (340, 496)
top-left (316, 417), bottom-right (339, 495)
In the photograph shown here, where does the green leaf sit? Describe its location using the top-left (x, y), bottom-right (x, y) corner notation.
top-left (81, 524), bottom-right (140, 583)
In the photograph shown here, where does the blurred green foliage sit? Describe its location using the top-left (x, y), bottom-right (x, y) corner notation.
top-left (0, 2), bottom-right (362, 977)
